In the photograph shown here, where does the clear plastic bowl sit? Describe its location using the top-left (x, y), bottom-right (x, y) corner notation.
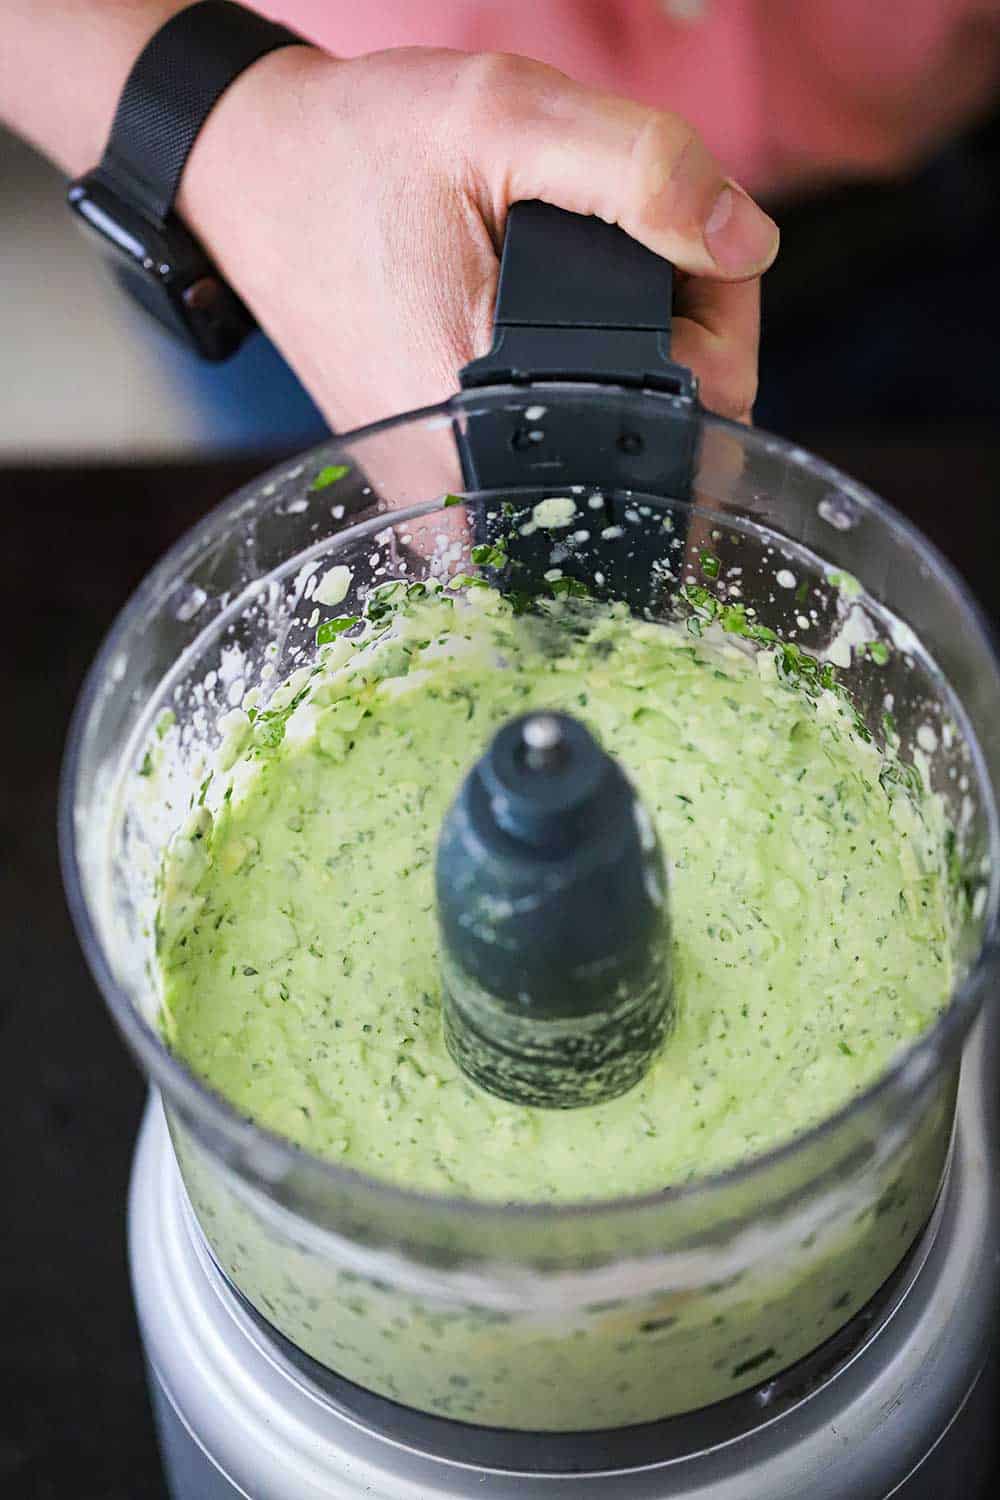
top-left (61, 388), bottom-right (1000, 1430)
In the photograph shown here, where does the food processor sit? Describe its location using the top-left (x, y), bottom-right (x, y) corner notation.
top-left (61, 204), bottom-right (1000, 1498)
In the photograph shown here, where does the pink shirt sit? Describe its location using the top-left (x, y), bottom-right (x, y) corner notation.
top-left (259, 0), bottom-right (1000, 196)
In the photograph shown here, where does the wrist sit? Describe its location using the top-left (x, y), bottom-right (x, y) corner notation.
top-left (175, 43), bottom-right (331, 284)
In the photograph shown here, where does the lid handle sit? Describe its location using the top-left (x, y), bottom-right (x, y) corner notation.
top-left (460, 200), bottom-right (696, 396)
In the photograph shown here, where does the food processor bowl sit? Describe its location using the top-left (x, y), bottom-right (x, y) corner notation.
top-left (61, 386), bottom-right (1000, 1432)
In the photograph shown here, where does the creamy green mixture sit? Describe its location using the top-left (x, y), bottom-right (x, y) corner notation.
top-left (159, 582), bottom-right (954, 1203)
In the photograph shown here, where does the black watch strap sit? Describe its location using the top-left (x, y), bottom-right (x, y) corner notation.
top-left (69, 2), bottom-right (306, 359)
top-left (96, 1), bottom-right (303, 227)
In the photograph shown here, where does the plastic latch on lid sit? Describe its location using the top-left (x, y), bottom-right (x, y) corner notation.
top-left (457, 201), bottom-right (698, 498)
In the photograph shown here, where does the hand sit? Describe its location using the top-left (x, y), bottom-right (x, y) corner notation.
top-left (179, 46), bottom-right (779, 431)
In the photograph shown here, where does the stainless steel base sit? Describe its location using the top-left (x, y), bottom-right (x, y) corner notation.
top-left (131, 1010), bottom-right (1000, 1499)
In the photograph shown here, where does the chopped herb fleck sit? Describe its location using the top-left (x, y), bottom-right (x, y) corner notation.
top-left (310, 464), bottom-right (349, 492)
top-left (317, 615), bottom-right (360, 645)
top-left (470, 540), bottom-right (508, 569)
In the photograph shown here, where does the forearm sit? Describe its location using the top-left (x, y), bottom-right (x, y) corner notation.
top-left (0, 0), bottom-right (186, 173)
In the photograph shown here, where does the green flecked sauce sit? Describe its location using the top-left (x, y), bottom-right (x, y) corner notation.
top-left (159, 582), bottom-right (955, 1205)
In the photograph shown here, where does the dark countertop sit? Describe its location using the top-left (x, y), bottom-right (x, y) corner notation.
top-left (1, 436), bottom-right (998, 1499)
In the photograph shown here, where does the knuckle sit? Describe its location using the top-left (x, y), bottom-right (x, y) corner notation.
top-left (444, 50), bottom-right (570, 148)
top-left (714, 363), bottom-right (758, 422)
top-left (628, 110), bottom-right (715, 239)
top-left (732, 367), bottom-right (759, 421)
top-left (684, 336), bottom-right (758, 422)
top-left (452, 50), bottom-right (532, 123)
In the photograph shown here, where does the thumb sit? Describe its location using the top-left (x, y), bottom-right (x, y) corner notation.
top-left (458, 54), bottom-right (778, 281)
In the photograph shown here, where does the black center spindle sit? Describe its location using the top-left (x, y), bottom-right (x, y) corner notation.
top-left (435, 712), bottom-right (674, 1109)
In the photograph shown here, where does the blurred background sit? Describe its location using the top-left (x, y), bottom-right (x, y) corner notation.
top-left (1, 126), bottom-right (327, 463)
top-left (2, 90), bottom-right (1000, 1500)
